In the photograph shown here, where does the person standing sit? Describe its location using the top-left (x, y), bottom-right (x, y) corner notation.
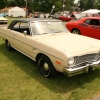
top-left (44, 13), bottom-right (46, 18)
top-left (98, 12), bottom-right (100, 17)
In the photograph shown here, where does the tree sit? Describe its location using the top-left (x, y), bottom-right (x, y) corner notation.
top-left (77, 0), bottom-right (100, 11)
top-left (0, 0), bottom-right (6, 9)
top-left (0, 0), bottom-right (78, 13)
top-left (85, 0), bottom-right (94, 9)
top-left (77, 0), bottom-right (86, 11)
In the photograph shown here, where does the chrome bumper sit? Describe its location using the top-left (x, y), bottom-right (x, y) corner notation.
top-left (63, 60), bottom-right (100, 77)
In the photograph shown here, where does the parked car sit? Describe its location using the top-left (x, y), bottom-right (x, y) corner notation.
top-left (0, 18), bottom-right (100, 78)
top-left (0, 14), bottom-right (6, 17)
top-left (33, 12), bottom-right (39, 18)
top-left (0, 16), bottom-right (8, 24)
top-left (48, 14), bottom-right (54, 18)
top-left (52, 12), bottom-right (63, 19)
top-left (48, 12), bottom-right (66, 19)
top-left (58, 15), bottom-right (72, 21)
top-left (66, 17), bottom-right (100, 40)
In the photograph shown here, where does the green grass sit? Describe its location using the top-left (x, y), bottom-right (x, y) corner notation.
top-left (6, 17), bottom-right (18, 24)
top-left (1, 38), bottom-right (100, 100)
top-left (1, 20), bottom-right (100, 100)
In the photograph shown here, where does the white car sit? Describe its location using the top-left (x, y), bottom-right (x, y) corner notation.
top-left (0, 16), bottom-right (8, 24)
top-left (0, 18), bottom-right (100, 78)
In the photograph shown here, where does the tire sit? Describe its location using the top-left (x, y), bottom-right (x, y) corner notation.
top-left (5, 40), bottom-right (12, 51)
top-left (37, 55), bottom-right (57, 78)
top-left (72, 29), bottom-right (81, 35)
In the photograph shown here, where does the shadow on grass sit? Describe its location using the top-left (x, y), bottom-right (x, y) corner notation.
top-left (0, 43), bottom-right (100, 94)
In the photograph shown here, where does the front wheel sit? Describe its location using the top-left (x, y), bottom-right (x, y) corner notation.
top-left (37, 55), bottom-right (57, 78)
top-left (72, 29), bottom-right (81, 35)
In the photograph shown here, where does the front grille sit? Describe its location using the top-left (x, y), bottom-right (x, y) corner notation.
top-left (75, 52), bottom-right (100, 65)
top-left (71, 62), bottom-right (88, 68)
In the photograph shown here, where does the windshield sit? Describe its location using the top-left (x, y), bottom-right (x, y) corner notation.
top-left (30, 21), bottom-right (69, 35)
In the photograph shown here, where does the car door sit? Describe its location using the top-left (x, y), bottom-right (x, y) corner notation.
top-left (80, 19), bottom-right (100, 39)
top-left (11, 21), bottom-right (36, 59)
top-left (78, 19), bottom-right (90, 35)
top-left (87, 19), bottom-right (100, 40)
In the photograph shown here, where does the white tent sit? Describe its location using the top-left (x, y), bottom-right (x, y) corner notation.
top-left (81, 9), bottom-right (100, 16)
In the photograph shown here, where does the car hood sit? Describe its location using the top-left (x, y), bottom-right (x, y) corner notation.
top-left (36, 33), bottom-right (100, 54)
top-left (0, 17), bottom-right (8, 20)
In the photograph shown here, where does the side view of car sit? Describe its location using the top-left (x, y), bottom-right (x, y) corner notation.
top-left (66, 17), bottom-right (100, 40)
top-left (58, 15), bottom-right (72, 21)
top-left (0, 18), bottom-right (100, 78)
top-left (48, 12), bottom-right (63, 19)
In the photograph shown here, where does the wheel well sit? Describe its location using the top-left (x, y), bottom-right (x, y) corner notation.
top-left (71, 28), bottom-right (78, 32)
top-left (36, 53), bottom-right (50, 63)
top-left (5, 39), bottom-right (8, 45)
top-left (71, 28), bottom-right (81, 34)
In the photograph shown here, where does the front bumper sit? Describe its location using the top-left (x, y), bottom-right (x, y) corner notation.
top-left (63, 60), bottom-right (100, 77)
top-left (0, 20), bottom-right (8, 23)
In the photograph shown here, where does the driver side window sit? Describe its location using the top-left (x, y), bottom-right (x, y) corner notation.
top-left (90, 20), bottom-right (99, 26)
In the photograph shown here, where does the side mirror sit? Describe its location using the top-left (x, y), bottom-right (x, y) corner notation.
top-left (23, 30), bottom-right (27, 36)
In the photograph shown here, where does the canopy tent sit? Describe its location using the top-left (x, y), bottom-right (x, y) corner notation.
top-left (81, 9), bottom-right (100, 16)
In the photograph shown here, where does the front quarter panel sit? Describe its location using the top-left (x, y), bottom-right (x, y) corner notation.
top-left (30, 39), bottom-right (69, 72)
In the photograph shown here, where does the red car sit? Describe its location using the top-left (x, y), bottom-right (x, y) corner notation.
top-left (66, 17), bottom-right (100, 40)
top-left (58, 16), bottom-right (72, 21)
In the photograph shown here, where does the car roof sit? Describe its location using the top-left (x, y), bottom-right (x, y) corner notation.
top-left (78, 17), bottom-right (100, 22)
top-left (8, 18), bottom-right (61, 29)
top-left (14, 18), bottom-right (60, 22)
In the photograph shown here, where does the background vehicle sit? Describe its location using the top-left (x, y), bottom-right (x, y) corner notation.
top-left (58, 15), bottom-right (72, 21)
top-left (66, 17), bottom-right (100, 40)
top-left (0, 16), bottom-right (8, 24)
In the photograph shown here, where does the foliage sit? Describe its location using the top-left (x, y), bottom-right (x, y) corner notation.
top-left (0, 0), bottom-right (75, 13)
top-left (1, 0), bottom-right (100, 13)
top-left (77, 0), bottom-right (100, 11)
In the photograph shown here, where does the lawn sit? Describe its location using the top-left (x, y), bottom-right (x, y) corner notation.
top-left (0, 18), bottom-right (100, 100)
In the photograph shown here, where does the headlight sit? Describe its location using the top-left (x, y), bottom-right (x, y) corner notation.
top-left (68, 57), bottom-right (75, 66)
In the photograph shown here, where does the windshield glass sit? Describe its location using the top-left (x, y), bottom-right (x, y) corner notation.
top-left (31, 21), bottom-right (69, 35)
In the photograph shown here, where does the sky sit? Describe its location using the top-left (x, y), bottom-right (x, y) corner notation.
top-left (74, 0), bottom-right (78, 3)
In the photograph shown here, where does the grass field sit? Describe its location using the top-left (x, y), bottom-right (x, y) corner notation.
top-left (0, 18), bottom-right (100, 100)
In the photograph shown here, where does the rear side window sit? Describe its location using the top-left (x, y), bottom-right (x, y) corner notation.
top-left (11, 22), bottom-right (30, 35)
top-left (89, 19), bottom-right (99, 26)
top-left (13, 22), bottom-right (28, 28)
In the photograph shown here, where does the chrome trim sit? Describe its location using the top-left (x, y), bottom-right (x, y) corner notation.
top-left (63, 60), bottom-right (100, 77)
top-left (11, 45), bottom-right (36, 61)
top-left (69, 53), bottom-right (100, 68)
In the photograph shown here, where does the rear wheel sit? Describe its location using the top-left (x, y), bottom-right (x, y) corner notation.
top-left (5, 40), bottom-right (13, 51)
top-left (37, 55), bottom-right (57, 78)
top-left (72, 29), bottom-right (81, 35)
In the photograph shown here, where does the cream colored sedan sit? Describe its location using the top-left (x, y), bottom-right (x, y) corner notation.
top-left (0, 18), bottom-right (100, 78)
top-left (0, 16), bottom-right (8, 24)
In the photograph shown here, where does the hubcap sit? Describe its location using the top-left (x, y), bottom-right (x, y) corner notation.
top-left (43, 62), bottom-right (49, 71)
top-left (73, 30), bottom-right (79, 34)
